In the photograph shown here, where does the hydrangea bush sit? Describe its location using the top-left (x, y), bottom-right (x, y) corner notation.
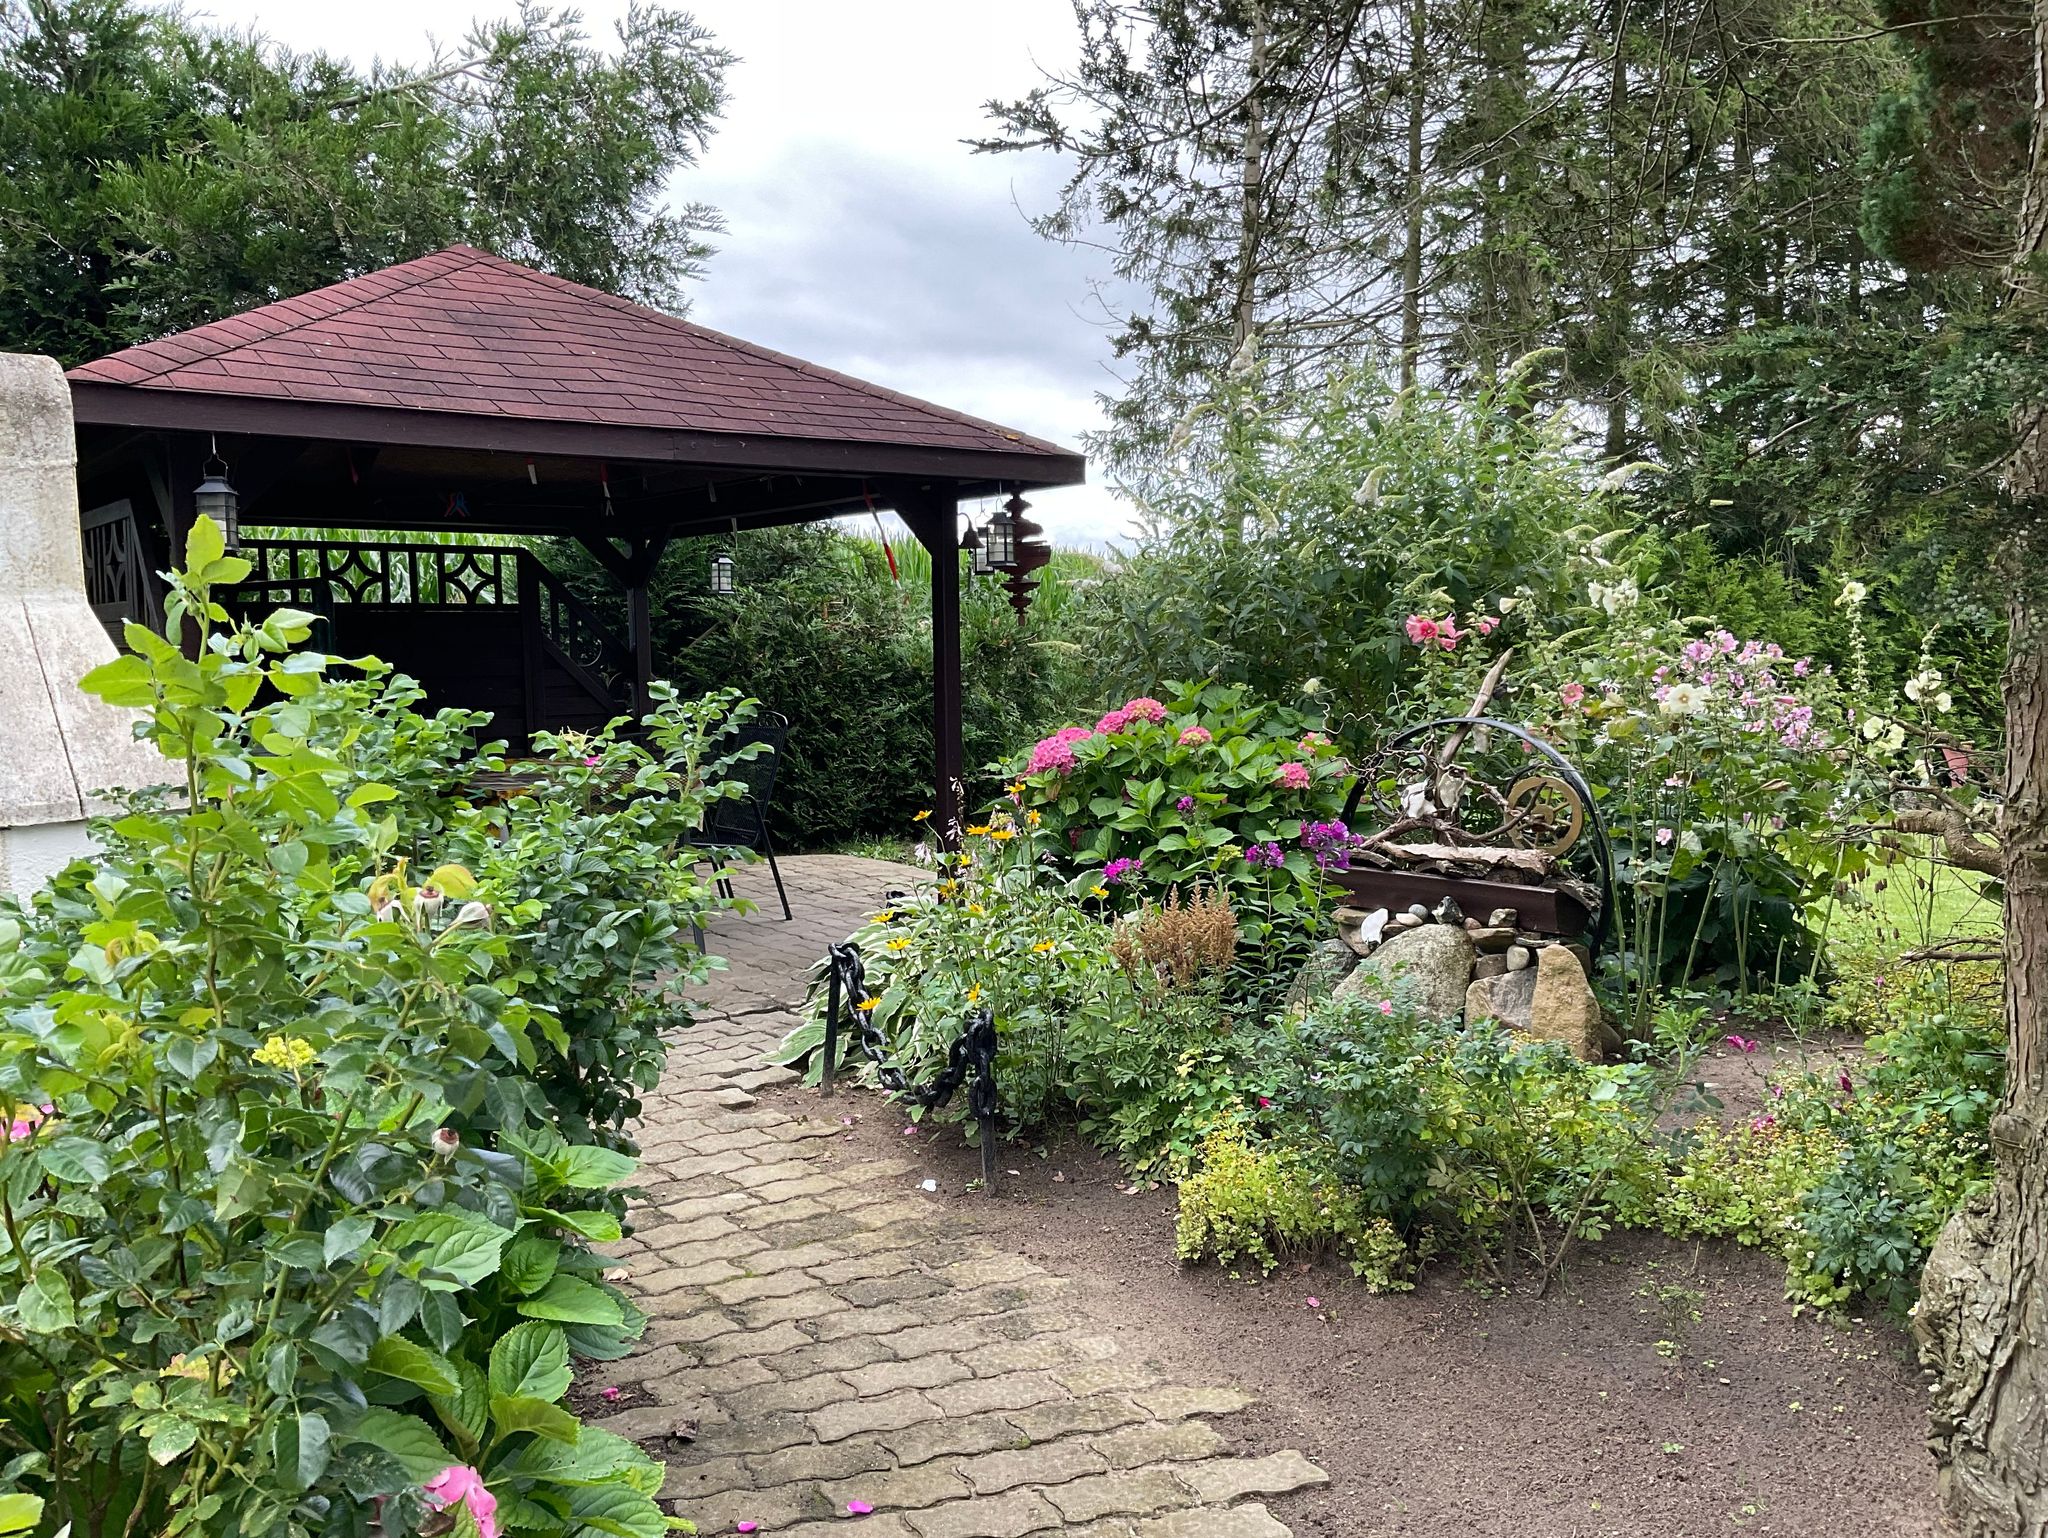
top-left (1008, 681), bottom-right (1353, 964)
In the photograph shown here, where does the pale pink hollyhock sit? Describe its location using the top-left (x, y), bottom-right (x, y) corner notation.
top-left (1560, 682), bottom-right (1586, 708)
top-left (1475, 615), bottom-right (1498, 636)
top-left (423, 1466), bottom-right (499, 1538)
top-left (1404, 614), bottom-right (1439, 645)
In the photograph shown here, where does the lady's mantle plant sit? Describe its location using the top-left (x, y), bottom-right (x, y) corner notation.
top-left (0, 520), bottom-right (689, 1538)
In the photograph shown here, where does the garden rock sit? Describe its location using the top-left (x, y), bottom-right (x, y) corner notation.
top-left (1467, 926), bottom-right (1518, 952)
top-left (1487, 908), bottom-right (1520, 928)
top-left (1337, 922), bottom-right (1474, 1020)
top-left (1473, 953), bottom-right (1511, 980)
top-left (1334, 906), bottom-right (1389, 956)
top-left (1286, 939), bottom-right (1360, 1010)
top-left (1466, 967), bottom-right (1536, 1031)
top-left (1505, 944), bottom-right (1534, 971)
top-left (1527, 944), bottom-right (1619, 1060)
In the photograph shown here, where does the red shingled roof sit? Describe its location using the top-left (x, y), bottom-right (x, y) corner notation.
top-left (68, 246), bottom-right (1073, 461)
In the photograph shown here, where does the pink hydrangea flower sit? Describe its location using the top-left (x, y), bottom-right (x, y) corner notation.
top-left (1276, 761), bottom-right (1312, 790)
top-left (1178, 725), bottom-right (1212, 746)
top-left (1055, 725), bottom-right (1093, 744)
top-left (1122, 696), bottom-right (1167, 723)
top-left (1560, 682), bottom-right (1587, 708)
top-left (1096, 709), bottom-right (1132, 733)
top-left (423, 1466), bottom-right (499, 1538)
top-left (1404, 614), bottom-right (1440, 645)
top-left (1027, 737), bottom-right (1077, 776)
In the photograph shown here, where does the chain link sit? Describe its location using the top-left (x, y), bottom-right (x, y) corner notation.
top-left (825, 941), bottom-right (996, 1116)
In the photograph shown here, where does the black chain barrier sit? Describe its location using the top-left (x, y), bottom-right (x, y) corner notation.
top-left (820, 940), bottom-right (1001, 1192)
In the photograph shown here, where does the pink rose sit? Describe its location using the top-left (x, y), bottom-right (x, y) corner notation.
top-left (423, 1466), bottom-right (499, 1538)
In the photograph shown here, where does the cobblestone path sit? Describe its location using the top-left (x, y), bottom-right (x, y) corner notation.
top-left (589, 855), bottom-right (1329, 1537)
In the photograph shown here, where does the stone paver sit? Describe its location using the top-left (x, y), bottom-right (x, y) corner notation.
top-left (595, 855), bottom-right (1326, 1536)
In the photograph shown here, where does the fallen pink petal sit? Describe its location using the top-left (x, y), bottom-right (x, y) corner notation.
top-left (1306, 1296), bottom-right (1321, 1308)
top-left (846, 1499), bottom-right (874, 1515)
top-left (735, 1524), bottom-right (759, 1534)
top-left (600, 1386), bottom-right (621, 1402)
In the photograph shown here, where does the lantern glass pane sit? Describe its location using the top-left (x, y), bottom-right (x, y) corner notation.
top-left (709, 554), bottom-right (736, 594)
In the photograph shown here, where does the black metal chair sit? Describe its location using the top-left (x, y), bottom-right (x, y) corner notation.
top-left (698, 710), bottom-right (793, 922)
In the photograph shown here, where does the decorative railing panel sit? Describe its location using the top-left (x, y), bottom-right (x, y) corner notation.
top-left (81, 499), bottom-right (162, 639)
top-left (224, 538), bottom-right (635, 719)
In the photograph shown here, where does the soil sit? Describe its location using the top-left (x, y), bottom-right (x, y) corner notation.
top-left (761, 1049), bottom-right (1946, 1538)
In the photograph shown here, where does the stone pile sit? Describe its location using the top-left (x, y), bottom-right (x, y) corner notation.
top-left (1304, 896), bottom-right (1621, 1060)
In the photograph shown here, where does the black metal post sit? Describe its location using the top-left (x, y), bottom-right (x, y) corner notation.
top-left (900, 492), bottom-right (965, 851)
top-left (821, 949), bottom-right (841, 1097)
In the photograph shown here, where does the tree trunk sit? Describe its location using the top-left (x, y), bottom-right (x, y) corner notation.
top-left (1398, 0), bottom-right (1428, 392)
top-left (1916, 4), bottom-right (2048, 1525)
top-left (1234, 1), bottom-right (1269, 355)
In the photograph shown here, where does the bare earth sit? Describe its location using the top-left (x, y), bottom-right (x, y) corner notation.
top-left (596, 856), bottom-right (1943, 1538)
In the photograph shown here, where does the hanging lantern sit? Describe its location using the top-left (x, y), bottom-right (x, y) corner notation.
top-left (983, 499), bottom-right (1018, 571)
top-left (193, 448), bottom-right (240, 549)
top-left (709, 553), bottom-right (736, 595)
top-left (962, 520), bottom-right (994, 577)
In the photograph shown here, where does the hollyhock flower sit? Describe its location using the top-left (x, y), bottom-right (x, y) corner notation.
top-left (1276, 761), bottom-right (1312, 791)
top-left (1656, 826), bottom-right (1675, 846)
top-left (1096, 708), bottom-right (1132, 734)
top-left (1560, 682), bottom-right (1586, 708)
top-left (1404, 614), bottom-right (1440, 645)
top-left (1660, 681), bottom-right (1710, 717)
top-left (1178, 725), bottom-right (1212, 746)
top-left (1176, 795), bottom-right (1195, 813)
top-left (1475, 614), bottom-right (1498, 636)
top-left (423, 1466), bottom-right (499, 1538)
top-left (1793, 657), bottom-right (1811, 677)
top-left (1835, 579), bottom-right (1867, 607)
top-left (1436, 615), bottom-right (1463, 650)
top-left (1123, 696), bottom-right (1167, 723)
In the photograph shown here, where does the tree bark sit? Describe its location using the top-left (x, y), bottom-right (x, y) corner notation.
top-left (1234, 1), bottom-right (1269, 355)
top-left (1398, 0), bottom-right (1428, 392)
top-left (1916, 2), bottom-right (2048, 1524)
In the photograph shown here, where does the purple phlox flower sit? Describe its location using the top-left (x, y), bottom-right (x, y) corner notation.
top-left (1102, 856), bottom-right (1144, 885)
top-left (1176, 795), bottom-right (1196, 813)
top-left (1244, 842), bottom-right (1286, 870)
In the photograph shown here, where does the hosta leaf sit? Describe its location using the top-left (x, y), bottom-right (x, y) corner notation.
top-left (488, 1321), bottom-right (572, 1403)
top-left (0, 1494), bottom-right (43, 1534)
top-left (516, 1275), bottom-right (623, 1328)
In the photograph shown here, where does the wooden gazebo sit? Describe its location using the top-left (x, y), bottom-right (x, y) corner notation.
top-left (65, 246), bottom-right (1085, 837)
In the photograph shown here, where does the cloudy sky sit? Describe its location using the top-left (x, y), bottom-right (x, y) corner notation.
top-left (185, 0), bottom-right (1141, 546)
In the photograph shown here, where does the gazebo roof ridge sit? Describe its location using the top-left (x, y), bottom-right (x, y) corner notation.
top-left (67, 245), bottom-right (1081, 473)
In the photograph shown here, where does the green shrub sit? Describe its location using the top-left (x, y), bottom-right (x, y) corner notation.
top-left (0, 519), bottom-right (718, 1538)
top-left (1174, 1124), bottom-right (1410, 1290)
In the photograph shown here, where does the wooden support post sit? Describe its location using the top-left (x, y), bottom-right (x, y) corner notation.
top-left (617, 535), bottom-right (670, 721)
top-left (902, 493), bottom-right (964, 850)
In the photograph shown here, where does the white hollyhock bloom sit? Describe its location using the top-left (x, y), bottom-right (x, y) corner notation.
top-left (1904, 668), bottom-right (1944, 704)
top-left (1660, 682), bottom-right (1710, 717)
top-left (1936, 691), bottom-right (1953, 714)
top-left (1835, 579), bottom-right (1868, 607)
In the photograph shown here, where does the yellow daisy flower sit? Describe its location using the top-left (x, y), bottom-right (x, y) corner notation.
top-left (1090, 885), bottom-right (1109, 899)
top-left (1026, 809), bottom-right (1042, 826)
top-left (989, 827), bottom-right (1015, 842)
top-left (968, 903), bottom-right (986, 917)
top-left (885, 938), bottom-right (911, 953)
top-left (858, 997), bottom-right (881, 1012)
top-left (967, 985), bottom-right (982, 1003)
top-left (912, 809), bottom-right (932, 822)
top-left (1032, 940), bottom-right (1056, 954)
top-left (966, 823), bottom-right (992, 837)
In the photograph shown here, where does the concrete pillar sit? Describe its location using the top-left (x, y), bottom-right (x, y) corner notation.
top-left (0, 353), bottom-right (170, 899)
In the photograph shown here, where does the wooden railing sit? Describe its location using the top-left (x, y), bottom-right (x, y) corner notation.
top-left (228, 539), bottom-right (635, 716)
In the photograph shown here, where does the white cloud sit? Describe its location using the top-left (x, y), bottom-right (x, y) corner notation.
top-left (180, 0), bottom-right (1137, 544)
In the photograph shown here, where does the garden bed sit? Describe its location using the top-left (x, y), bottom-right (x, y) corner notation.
top-left (785, 1086), bottom-right (1941, 1537)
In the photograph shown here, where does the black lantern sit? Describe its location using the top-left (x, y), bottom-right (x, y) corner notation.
top-left (962, 520), bottom-right (994, 577)
top-left (983, 499), bottom-right (1018, 571)
top-left (709, 553), bottom-right (736, 595)
top-left (193, 447), bottom-right (240, 549)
